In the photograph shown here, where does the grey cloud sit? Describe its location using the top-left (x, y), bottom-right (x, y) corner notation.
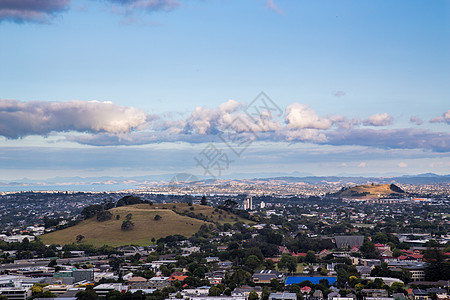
top-left (105, 0), bottom-right (180, 13)
top-left (265, 0), bottom-right (283, 14)
top-left (410, 116), bottom-right (423, 125)
top-left (0, 0), bottom-right (70, 23)
top-left (0, 99), bottom-right (150, 139)
top-left (333, 91), bottom-right (346, 97)
top-left (325, 128), bottom-right (450, 152)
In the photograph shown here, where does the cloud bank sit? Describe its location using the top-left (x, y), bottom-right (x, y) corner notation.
top-left (1, 98), bottom-right (448, 153)
top-left (0, 0), bottom-right (70, 23)
top-left (0, 99), bottom-right (149, 138)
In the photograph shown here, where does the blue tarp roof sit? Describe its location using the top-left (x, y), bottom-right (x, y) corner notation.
top-left (285, 276), bottom-right (337, 285)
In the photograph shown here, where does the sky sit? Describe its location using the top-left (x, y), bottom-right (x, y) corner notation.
top-left (0, 0), bottom-right (449, 182)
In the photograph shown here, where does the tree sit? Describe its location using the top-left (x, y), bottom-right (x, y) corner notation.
top-left (245, 255), bottom-right (261, 271)
top-left (201, 195), bottom-right (207, 205)
top-left (48, 259), bottom-right (57, 267)
top-left (305, 251), bottom-right (316, 263)
top-left (392, 248), bottom-right (403, 258)
top-left (209, 286), bottom-right (222, 296)
top-left (424, 247), bottom-right (450, 280)
top-left (261, 286), bottom-right (270, 300)
top-left (116, 195), bottom-right (144, 207)
top-left (360, 239), bottom-right (378, 259)
top-left (81, 204), bottom-right (104, 219)
top-left (278, 254), bottom-right (298, 274)
top-left (231, 268), bottom-right (251, 285)
top-left (97, 211), bottom-right (113, 222)
top-left (76, 287), bottom-right (97, 300)
top-left (76, 234), bottom-right (85, 243)
top-left (249, 291), bottom-right (259, 300)
top-left (121, 220), bottom-right (135, 231)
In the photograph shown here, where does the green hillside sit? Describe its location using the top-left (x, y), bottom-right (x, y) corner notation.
top-left (40, 203), bottom-right (247, 247)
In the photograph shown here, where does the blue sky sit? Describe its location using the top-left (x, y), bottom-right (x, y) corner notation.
top-left (0, 0), bottom-right (449, 181)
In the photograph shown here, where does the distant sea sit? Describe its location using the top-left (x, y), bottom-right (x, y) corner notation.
top-left (0, 183), bottom-right (139, 193)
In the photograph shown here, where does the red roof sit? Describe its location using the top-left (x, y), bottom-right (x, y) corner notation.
top-left (374, 244), bottom-right (386, 247)
top-left (292, 252), bottom-right (307, 257)
top-left (169, 275), bottom-right (188, 281)
top-left (301, 286), bottom-right (312, 292)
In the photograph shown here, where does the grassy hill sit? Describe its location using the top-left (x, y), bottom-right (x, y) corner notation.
top-left (40, 203), bottom-right (247, 247)
top-left (337, 183), bottom-right (406, 199)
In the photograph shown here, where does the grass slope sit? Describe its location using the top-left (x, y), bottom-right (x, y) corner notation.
top-left (338, 184), bottom-right (405, 199)
top-left (40, 204), bottom-right (210, 247)
top-left (40, 203), bottom-right (248, 247)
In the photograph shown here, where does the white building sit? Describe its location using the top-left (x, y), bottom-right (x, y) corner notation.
top-left (243, 196), bottom-right (252, 210)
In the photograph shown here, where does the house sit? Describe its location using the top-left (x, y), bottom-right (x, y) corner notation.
top-left (0, 287), bottom-right (32, 300)
top-left (360, 259), bottom-right (381, 268)
top-left (206, 257), bottom-right (220, 263)
top-left (182, 286), bottom-right (211, 297)
top-left (412, 289), bottom-right (429, 300)
top-left (269, 292), bottom-right (297, 300)
top-left (190, 297), bottom-right (245, 300)
top-left (251, 270), bottom-right (283, 284)
top-left (127, 276), bottom-right (147, 285)
top-left (318, 249), bottom-right (331, 259)
top-left (278, 246), bottom-right (291, 255)
top-left (356, 266), bottom-right (372, 277)
top-left (232, 286), bottom-right (262, 298)
top-left (361, 289), bottom-right (389, 298)
top-left (327, 292), bottom-right (339, 300)
top-left (94, 283), bottom-right (128, 297)
top-left (426, 288), bottom-right (447, 299)
top-left (148, 277), bottom-right (170, 289)
top-left (168, 275), bottom-right (188, 284)
top-left (365, 277), bottom-right (404, 287)
top-left (218, 261), bottom-right (232, 269)
top-left (312, 289), bottom-right (323, 300)
top-left (334, 236), bottom-right (364, 249)
top-left (292, 253), bottom-right (307, 258)
top-left (300, 286), bottom-right (311, 294)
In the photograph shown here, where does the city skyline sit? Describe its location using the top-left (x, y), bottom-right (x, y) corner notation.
top-left (0, 0), bottom-right (449, 181)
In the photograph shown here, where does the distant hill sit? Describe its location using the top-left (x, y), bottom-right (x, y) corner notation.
top-left (40, 203), bottom-right (247, 247)
top-left (333, 183), bottom-right (406, 199)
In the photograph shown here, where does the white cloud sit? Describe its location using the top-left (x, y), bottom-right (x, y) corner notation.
top-left (398, 162), bottom-right (408, 168)
top-left (362, 112), bottom-right (393, 126)
top-left (430, 109), bottom-right (450, 124)
top-left (358, 162), bottom-right (367, 167)
top-left (285, 103), bottom-right (332, 130)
